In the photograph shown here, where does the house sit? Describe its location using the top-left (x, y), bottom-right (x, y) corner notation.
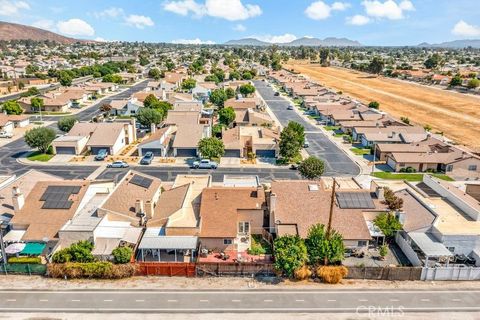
top-left (222, 126), bottom-right (279, 158)
top-left (0, 115), bottom-right (14, 134)
top-left (166, 111), bottom-right (211, 157)
top-left (225, 98), bottom-right (258, 111)
top-left (234, 109), bottom-right (272, 127)
top-left (51, 121), bottom-right (135, 156)
top-left (270, 180), bottom-right (388, 249)
top-left (353, 126), bottom-right (427, 147)
top-left (164, 72), bottom-right (186, 88)
top-left (18, 95), bottom-right (71, 113)
top-left (7, 114), bottom-right (30, 128)
top-left (431, 74), bottom-right (451, 86)
top-left (192, 83), bottom-right (211, 103)
top-left (7, 180), bottom-right (91, 254)
top-left (146, 81), bottom-right (161, 91)
top-left (138, 126), bottom-right (176, 157)
top-left (109, 98), bottom-right (143, 116)
top-left (118, 72), bottom-right (142, 84)
top-left (199, 186), bottom-right (267, 253)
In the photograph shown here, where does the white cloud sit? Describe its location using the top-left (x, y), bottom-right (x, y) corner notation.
top-left (163, 0), bottom-right (261, 21)
top-left (172, 38), bottom-right (215, 45)
top-left (331, 2), bottom-right (350, 11)
top-left (346, 14), bottom-right (370, 26)
top-left (57, 18), bottom-right (95, 37)
top-left (93, 7), bottom-right (124, 19)
top-left (94, 37), bottom-right (107, 42)
top-left (0, 0), bottom-right (30, 16)
top-left (233, 24), bottom-right (246, 32)
top-left (305, 1), bottom-right (350, 20)
top-left (361, 0), bottom-right (414, 20)
top-left (252, 33), bottom-right (298, 44)
top-left (124, 14), bottom-right (154, 29)
top-left (31, 19), bottom-right (56, 31)
top-left (452, 20), bottom-right (480, 38)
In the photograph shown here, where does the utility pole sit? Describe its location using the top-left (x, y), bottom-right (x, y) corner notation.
top-left (372, 143), bottom-right (376, 174)
top-left (324, 178), bottom-right (337, 266)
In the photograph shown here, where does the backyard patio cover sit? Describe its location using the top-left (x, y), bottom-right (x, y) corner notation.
top-left (408, 232), bottom-right (452, 257)
top-left (20, 242), bottom-right (46, 255)
top-left (139, 235), bottom-right (198, 250)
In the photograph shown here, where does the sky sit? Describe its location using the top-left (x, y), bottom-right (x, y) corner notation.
top-left (1, 0), bottom-right (480, 46)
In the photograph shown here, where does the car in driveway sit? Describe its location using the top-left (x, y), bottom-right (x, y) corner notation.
top-left (94, 149), bottom-right (108, 161)
top-left (287, 105), bottom-right (294, 110)
top-left (140, 152), bottom-right (154, 165)
top-left (192, 159), bottom-right (218, 169)
top-left (107, 161), bottom-right (129, 168)
top-left (304, 139), bottom-right (310, 148)
top-left (0, 131), bottom-right (13, 138)
top-left (274, 92), bottom-right (280, 96)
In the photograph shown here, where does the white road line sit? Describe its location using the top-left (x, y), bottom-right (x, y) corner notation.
top-left (264, 299), bottom-right (273, 302)
top-left (421, 299), bottom-right (430, 302)
top-left (452, 299), bottom-right (462, 302)
top-left (3, 290), bottom-right (480, 294)
top-left (6, 299), bottom-right (16, 302)
top-left (390, 299), bottom-right (400, 302)
top-left (39, 299), bottom-right (48, 302)
top-left (358, 299), bottom-right (368, 302)
top-left (199, 300), bottom-right (209, 302)
top-left (167, 300), bottom-right (177, 302)
top-left (327, 299), bottom-right (337, 302)
top-left (103, 300), bottom-right (113, 302)
top-left (296, 299), bottom-right (305, 302)
top-left (232, 299), bottom-right (241, 302)
top-left (135, 300), bottom-right (145, 302)
top-left (71, 299), bottom-right (80, 302)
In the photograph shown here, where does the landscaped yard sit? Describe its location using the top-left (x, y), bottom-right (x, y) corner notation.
top-left (324, 125), bottom-right (340, 131)
top-left (350, 147), bottom-right (371, 156)
top-left (27, 151), bottom-right (54, 162)
top-left (247, 235), bottom-right (272, 256)
top-left (372, 172), bottom-right (454, 182)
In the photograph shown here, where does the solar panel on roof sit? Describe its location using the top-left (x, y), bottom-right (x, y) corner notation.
top-left (130, 174), bottom-right (153, 189)
top-left (336, 192), bottom-right (375, 209)
top-left (40, 185), bottom-right (79, 210)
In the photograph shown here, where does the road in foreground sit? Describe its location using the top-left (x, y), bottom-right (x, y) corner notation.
top-left (0, 289), bottom-right (477, 313)
top-left (284, 62), bottom-right (480, 150)
top-left (254, 80), bottom-right (360, 176)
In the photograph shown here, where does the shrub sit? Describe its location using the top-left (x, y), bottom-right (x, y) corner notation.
top-left (52, 240), bottom-right (94, 263)
top-left (379, 245), bottom-right (388, 258)
top-left (48, 262), bottom-right (137, 279)
top-left (294, 265), bottom-right (312, 280)
top-left (8, 256), bottom-right (41, 264)
top-left (316, 266), bottom-right (348, 284)
top-left (57, 116), bottom-right (77, 132)
top-left (274, 235), bottom-right (308, 278)
top-left (112, 246), bottom-right (133, 264)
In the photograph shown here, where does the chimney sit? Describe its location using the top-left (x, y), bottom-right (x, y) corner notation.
top-left (135, 199), bottom-right (144, 216)
top-left (375, 186), bottom-right (385, 201)
top-left (12, 186), bottom-right (24, 211)
top-left (145, 200), bottom-right (154, 220)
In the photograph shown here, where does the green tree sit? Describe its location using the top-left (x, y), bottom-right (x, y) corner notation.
top-left (450, 75), bottom-right (462, 87)
top-left (139, 56), bottom-right (150, 66)
top-left (148, 68), bottom-right (162, 80)
top-left (1, 100), bottom-right (23, 115)
top-left (58, 71), bottom-right (72, 86)
top-left (57, 116), bottom-right (77, 132)
top-left (319, 48), bottom-right (330, 66)
top-left (52, 240), bottom-right (95, 263)
top-left (368, 101), bottom-right (380, 109)
top-left (374, 212), bottom-right (403, 238)
top-left (24, 127), bottom-right (56, 154)
top-left (21, 86), bottom-right (40, 97)
top-left (298, 156), bottom-right (325, 180)
top-left (273, 235), bottom-right (308, 278)
top-left (279, 122), bottom-right (305, 161)
top-left (305, 224), bottom-right (345, 265)
top-left (424, 53), bottom-right (441, 69)
top-left (136, 108), bottom-right (163, 127)
top-left (271, 58), bottom-right (282, 71)
top-left (30, 97), bottom-right (44, 112)
top-left (467, 78), bottom-right (480, 89)
top-left (225, 87), bottom-right (235, 99)
top-left (198, 137), bottom-right (225, 159)
top-left (368, 56), bottom-right (385, 75)
top-left (102, 74), bottom-right (122, 84)
top-left (218, 107), bottom-right (235, 126)
top-left (181, 78), bottom-right (197, 90)
top-left (143, 94), bottom-right (159, 108)
top-left (149, 101), bottom-right (172, 120)
top-left (209, 89), bottom-right (228, 107)
top-left (239, 83), bottom-right (256, 96)
top-left (112, 247), bottom-right (133, 264)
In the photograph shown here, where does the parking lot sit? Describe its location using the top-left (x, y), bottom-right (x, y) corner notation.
top-left (254, 80), bottom-right (360, 176)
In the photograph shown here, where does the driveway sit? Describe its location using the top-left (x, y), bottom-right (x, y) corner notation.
top-left (254, 80), bottom-right (360, 176)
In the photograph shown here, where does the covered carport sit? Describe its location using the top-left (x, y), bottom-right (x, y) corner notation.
top-left (408, 232), bottom-right (453, 267)
top-left (137, 229), bottom-right (198, 262)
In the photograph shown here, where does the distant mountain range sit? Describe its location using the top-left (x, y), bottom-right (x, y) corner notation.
top-left (417, 39), bottom-right (480, 49)
top-left (225, 37), bottom-right (363, 47)
top-left (0, 21), bottom-right (85, 44)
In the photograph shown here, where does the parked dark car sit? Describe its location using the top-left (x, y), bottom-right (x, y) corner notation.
top-left (274, 92), bottom-right (280, 96)
top-left (94, 149), bottom-right (108, 161)
top-left (140, 152), bottom-right (154, 165)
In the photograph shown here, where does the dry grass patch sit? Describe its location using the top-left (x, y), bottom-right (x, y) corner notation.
top-left (316, 266), bottom-right (349, 284)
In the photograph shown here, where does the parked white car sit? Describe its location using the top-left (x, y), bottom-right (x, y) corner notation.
top-left (0, 131), bottom-right (13, 139)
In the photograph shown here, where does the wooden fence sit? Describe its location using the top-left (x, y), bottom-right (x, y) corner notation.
top-left (346, 266), bottom-right (422, 281)
top-left (136, 262), bottom-right (196, 277)
top-left (196, 262), bottom-right (275, 276)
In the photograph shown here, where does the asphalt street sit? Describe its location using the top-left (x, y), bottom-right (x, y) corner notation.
top-left (254, 80), bottom-right (360, 176)
top-left (0, 289), bottom-right (477, 313)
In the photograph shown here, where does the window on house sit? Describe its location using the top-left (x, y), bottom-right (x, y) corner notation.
top-left (447, 247), bottom-right (455, 253)
top-left (358, 241), bottom-right (367, 247)
top-left (468, 165), bottom-right (477, 171)
top-left (399, 163), bottom-right (405, 167)
top-left (446, 165), bottom-right (453, 172)
top-left (238, 221), bottom-right (250, 234)
top-left (223, 239), bottom-right (233, 245)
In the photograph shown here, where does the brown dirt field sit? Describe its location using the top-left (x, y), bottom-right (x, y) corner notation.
top-left (285, 61), bottom-right (480, 151)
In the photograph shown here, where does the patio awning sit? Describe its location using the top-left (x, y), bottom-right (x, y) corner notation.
top-left (139, 235), bottom-right (198, 250)
top-left (408, 232), bottom-right (452, 257)
top-left (91, 238), bottom-right (121, 256)
top-left (366, 221), bottom-right (384, 237)
top-left (3, 230), bottom-right (26, 242)
top-left (5, 243), bottom-right (26, 254)
top-left (20, 242), bottom-right (46, 255)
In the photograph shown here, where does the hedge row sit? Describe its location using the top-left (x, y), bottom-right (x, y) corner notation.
top-left (48, 262), bottom-right (137, 279)
top-left (8, 257), bottom-right (42, 264)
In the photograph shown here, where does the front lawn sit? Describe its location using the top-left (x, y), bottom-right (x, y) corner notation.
top-left (27, 151), bottom-right (54, 162)
top-left (350, 147), bottom-right (371, 156)
top-left (372, 172), bottom-right (454, 182)
top-left (324, 125), bottom-right (340, 131)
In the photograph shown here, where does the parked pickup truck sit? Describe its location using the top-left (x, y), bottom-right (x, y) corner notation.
top-left (0, 131), bottom-right (13, 138)
top-left (192, 159), bottom-right (218, 169)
